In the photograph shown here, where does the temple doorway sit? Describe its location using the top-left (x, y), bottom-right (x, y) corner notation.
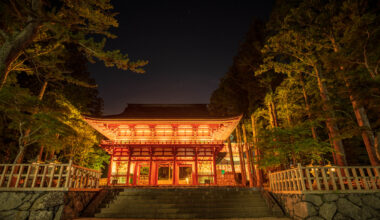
top-left (136, 162), bottom-right (150, 185)
top-left (157, 162), bottom-right (173, 185)
top-left (178, 164), bottom-right (193, 185)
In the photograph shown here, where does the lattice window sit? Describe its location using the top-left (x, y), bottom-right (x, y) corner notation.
top-left (155, 125), bottom-right (173, 136)
top-left (177, 125), bottom-right (193, 136)
top-left (135, 125), bottom-right (152, 136)
top-left (197, 125), bottom-right (210, 136)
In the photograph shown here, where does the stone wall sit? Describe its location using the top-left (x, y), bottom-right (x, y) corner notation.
top-left (273, 192), bottom-right (380, 220)
top-left (0, 191), bottom-right (97, 220)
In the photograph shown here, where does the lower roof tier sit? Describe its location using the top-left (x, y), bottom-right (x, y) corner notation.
top-left (101, 143), bottom-right (225, 157)
top-left (101, 140), bottom-right (224, 145)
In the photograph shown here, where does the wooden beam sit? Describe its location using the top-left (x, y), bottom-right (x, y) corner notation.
top-left (213, 147), bottom-right (217, 185)
top-left (107, 148), bottom-right (114, 186)
top-left (149, 147), bottom-right (152, 185)
top-left (126, 147), bottom-right (132, 186)
top-left (195, 147), bottom-right (199, 185)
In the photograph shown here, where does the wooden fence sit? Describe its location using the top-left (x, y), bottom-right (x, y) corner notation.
top-left (0, 162), bottom-right (101, 191)
top-left (269, 164), bottom-right (380, 194)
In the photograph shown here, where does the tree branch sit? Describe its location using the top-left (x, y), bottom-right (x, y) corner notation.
top-left (0, 29), bottom-right (9, 41)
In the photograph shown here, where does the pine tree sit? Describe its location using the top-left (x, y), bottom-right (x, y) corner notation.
top-left (0, 0), bottom-right (148, 89)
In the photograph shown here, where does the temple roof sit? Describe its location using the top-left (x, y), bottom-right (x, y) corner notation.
top-left (85, 104), bottom-right (239, 120)
top-left (83, 104), bottom-right (242, 141)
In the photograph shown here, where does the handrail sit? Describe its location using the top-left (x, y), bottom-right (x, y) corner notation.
top-left (0, 162), bottom-right (101, 191)
top-left (269, 164), bottom-right (380, 193)
top-left (71, 164), bottom-right (101, 173)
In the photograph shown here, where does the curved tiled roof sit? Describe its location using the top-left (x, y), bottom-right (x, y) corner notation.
top-left (86, 104), bottom-right (240, 120)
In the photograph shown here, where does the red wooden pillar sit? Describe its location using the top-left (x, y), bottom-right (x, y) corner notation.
top-left (194, 147), bottom-right (198, 185)
top-left (213, 147), bottom-right (217, 185)
top-left (126, 148), bottom-right (132, 186)
top-left (173, 147), bottom-right (177, 185)
top-left (149, 147), bottom-right (152, 185)
top-left (107, 149), bottom-right (114, 186)
top-left (132, 161), bottom-right (141, 186)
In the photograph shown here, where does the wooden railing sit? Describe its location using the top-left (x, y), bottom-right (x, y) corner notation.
top-left (0, 161), bottom-right (101, 191)
top-left (269, 164), bottom-right (380, 193)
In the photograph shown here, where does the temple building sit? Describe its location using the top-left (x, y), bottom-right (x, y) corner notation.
top-left (84, 104), bottom-right (243, 186)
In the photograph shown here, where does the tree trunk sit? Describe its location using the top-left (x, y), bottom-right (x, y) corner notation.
top-left (227, 138), bottom-right (238, 184)
top-left (267, 95), bottom-right (279, 129)
top-left (38, 81), bottom-right (48, 100)
top-left (251, 114), bottom-right (263, 187)
top-left (344, 78), bottom-right (379, 165)
top-left (242, 124), bottom-right (255, 187)
top-left (13, 146), bottom-right (25, 164)
top-left (313, 65), bottom-right (347, 165)
top-left (36, 81), bottom-right (48, 158)
top-left (267, 98), bottom-right (279, 128)
top-left (300, 74), bottom-right (318, 140)
top-left (236, 128), bottom-right (247, 186)
top-left (330, 38), bottom-right (379, 165)
top-left (38, 145), bottom-right (44, 161)
top-left (375, 133), bottom-right (380, 160)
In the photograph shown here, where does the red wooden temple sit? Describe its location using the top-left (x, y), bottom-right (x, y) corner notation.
top-left (84, 104), bottom-right (242, 186)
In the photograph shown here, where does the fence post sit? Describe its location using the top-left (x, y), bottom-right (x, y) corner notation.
top-left (268, 171), bottom-right (272, 191)
top-left (297, 163), bottom-right (306, 192)
top-left (64, 160), bottom-right (73, 188)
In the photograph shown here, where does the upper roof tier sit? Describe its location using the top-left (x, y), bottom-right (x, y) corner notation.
top-left (83, 104), bottom-right (242, 142)
top-left (86, 104), bottom-right (239, 120)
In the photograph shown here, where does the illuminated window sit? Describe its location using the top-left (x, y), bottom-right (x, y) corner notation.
top-left (197, 125), bottom-right (210, 136)
top-left (155, 125), bottom-right (173, 136)
top-left (118, 129), bottom-right (131, 136)
top-left (135, 125), bottom-right (151, 136)
top-left (177, 125), bottom-right (193, 136)
top-left (118, 125), bottom-right (131, 136)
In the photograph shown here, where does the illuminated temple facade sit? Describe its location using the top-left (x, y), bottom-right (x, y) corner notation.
top-left (84, 104), bottom-right (242, 186)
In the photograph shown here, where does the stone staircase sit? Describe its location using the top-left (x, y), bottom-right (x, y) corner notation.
top-left (94, 187), bottom-right (276, 219)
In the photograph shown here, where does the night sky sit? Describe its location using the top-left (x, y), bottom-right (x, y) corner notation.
top-left (88, 0), bottom-right (275, 115)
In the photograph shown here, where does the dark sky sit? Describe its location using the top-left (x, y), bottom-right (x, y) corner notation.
top-left (88, 0), bottom-right (275, 115)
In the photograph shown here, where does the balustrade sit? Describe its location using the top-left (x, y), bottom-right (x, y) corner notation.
top-left (269, 164), bottom-right (380, 193)
top-left (0, 162), bottom-right (101, 191)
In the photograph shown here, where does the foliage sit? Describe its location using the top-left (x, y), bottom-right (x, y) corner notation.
top-left (256, 120), bottom-right (331, 168)
top-left (0, 0), bottom-right (144, 169)
top-left (55, 97), bottom-right (109, 169)
top-left (210, 0), bottom-right (380, 168)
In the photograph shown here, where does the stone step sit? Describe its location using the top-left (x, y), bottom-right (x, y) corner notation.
top-left (112, 196), bottom-right (265, 203)
top-left (95, 210), bottom-right (272, 219)
top-left (107, 200), bottom-right (267, 208)
top-left (119, 189), bottom-right (261, 195)
top-left (100, 206), bottom-right (271, 214)
top-left (94, 187), bottom-right (273, 219)
top-left (95, 212), bottom-right (198, 219)
top-left (119, 188), bottom-right (261, 193)
top-left (117, 194), bottom-right (262, 198)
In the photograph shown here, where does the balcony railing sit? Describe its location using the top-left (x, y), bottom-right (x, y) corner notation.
top-left (0, 161), bottom-right (101, 191)
top-left (269, 164), bottom-right (380, 194)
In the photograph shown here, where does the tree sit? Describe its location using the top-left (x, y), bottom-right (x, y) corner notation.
top-left (0, 0), bottom-right (148, 89)
top-left (0, 86), bottom-right (68, 163)
top-left (323, 0), bottom-right (380, 165)
top-left (259, 3), bottom-right (348, 165)
top-left (0, 0), bottom-right (148, 165)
